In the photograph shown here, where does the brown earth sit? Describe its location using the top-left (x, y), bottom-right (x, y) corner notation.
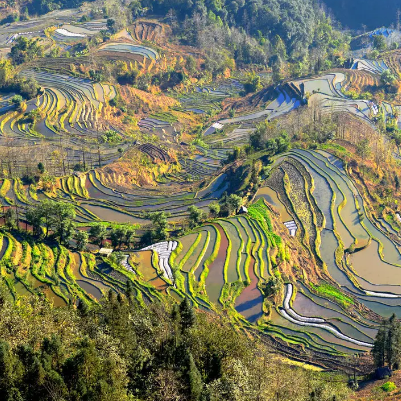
top-left (352, 370), bottom-right (401, 401)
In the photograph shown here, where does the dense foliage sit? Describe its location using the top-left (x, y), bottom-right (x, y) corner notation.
top-left (372, 314), bottom-right (401, 369)
top-left (4, 0), bottom-right (349, 76)
top-left (141, 0), bottom-right (349, 74)
top-left (0, 282), bottom-right (351, 401)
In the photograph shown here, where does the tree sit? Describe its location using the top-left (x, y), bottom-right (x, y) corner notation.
top-left (107, 18), bottom-right (116, 33)
top-left (356, 138), bottom-right (371, 161)
top-left (185, 55), bottom-right (197, 74)
top-left (249, 120), bottom-right (289, 153)
top-left (381, 70), bottom-right (397, 86)
top-left (110, 226), bottom-right (128, 249)
top-left (0, 59), bottom-right (14, 88)
top-left (145, 211), bottom-right (170, 241)
top-left (262, 275), bottom-right (283, 297)
top-left (125, 229), bottom-right (136, 248)
top-left (227, 194), bottom-right (242, 215)
top-left (387, 314), bottom-right (401, 369)
top-left (39, 199), bottom-right (54, 238)
top-left (373, 321), bottom-right (387, 368)
top-left (0, 341), bottom-right (22, 398)
top-left (50, 202), bottom-right (76, 244)
top-left (186, 353), bottom-right (203, 401)
top-left (179, 297), bottom-right (195, 332)
top-left (130, 0), bottom-right (144, 18)
top-left (26, 206), bottom-right (43, 236)
top-left (11, 95), bottom-right (23, 107)
top-left (208, 202), bottom-right (220, 218)
top-left (188, 206), bottom-right (207, 229)
top-left (4, 208), bottom-right (17, 230)
top-left (243, 72), bottom-right (262, 94)
top-left (75, 230), bottom-right (88, 251)
top-left (37, 162), bottom-right (45, 174)
top-left (373, 315), bottom-right (401, 369)
top-left (27, 200), bottom-right (76, 242)
top-left (373, 35), bottom-right (387, 51)
top-left (111, 251), bottom-right (125, 266)
top-left (10, 37), bottom-right (44, 65)
top-left (18, 78), bottom-right (40, 99)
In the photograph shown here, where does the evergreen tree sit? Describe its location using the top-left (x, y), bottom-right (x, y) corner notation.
top-left (125, 280), bottom-right (134, 303)
top-left (77, 299), bottom-right (89, 317)
top-left (373, 315), bottom-right (401, 369)
top-left (0, 342), bottom-right (21, 399)
top-left (179, 298), bottom-right (195, 332)
top-left (387, 314), bottom-right (401, 369)
top-left (187, 353), bottom-right (203, 401)
top-left (373, 321), bottom-right (387, 367)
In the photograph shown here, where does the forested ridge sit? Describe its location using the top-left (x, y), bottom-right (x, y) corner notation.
top-left (0, 283), bottom-right (350, 401)
top-left (3, 0), bottom-right (348, 76)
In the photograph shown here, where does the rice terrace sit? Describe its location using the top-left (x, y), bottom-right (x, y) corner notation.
top-left (2, 0), bottom-right (401, 400)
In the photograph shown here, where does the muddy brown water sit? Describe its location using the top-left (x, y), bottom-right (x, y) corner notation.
top-left (351, 240), bottom-right (401, 287)
top-left (182, 232), bottom-right (208, 273)
top-left (84, 204), bottom-right (146, 224)
top-left (235, 255), bottom-right (264, 323)
top-left (135, 250), bottom-right (169, 291)
top-left (255, 186), bottom-right (292, 222)
top-left (219, 221), bottom-right (240, 283)
top-left (205, 225), bottom-right (228, 304)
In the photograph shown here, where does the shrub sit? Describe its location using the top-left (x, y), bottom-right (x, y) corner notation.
top-left (73, 163), bottom-right (86, 172)
top-left (11, 94), bottom-right (23, 105)
top-left (100, 130), bottom-right (122, 144)
top-left (381, 381), bottom-right (397, 392)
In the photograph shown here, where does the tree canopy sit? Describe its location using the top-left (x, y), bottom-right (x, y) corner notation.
top-left (0, 282), bottom-right (352, 400)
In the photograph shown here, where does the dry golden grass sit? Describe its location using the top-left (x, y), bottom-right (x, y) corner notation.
top-left (99, 147), bottom-right (180, 187)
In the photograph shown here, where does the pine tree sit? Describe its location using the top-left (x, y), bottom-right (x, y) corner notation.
top-left (373, 321), bottom-right (387, 367)
top-left (179, 298), bottom-right (195, 332)
top-left (171, 304), bottom-right (181, 347)
top-left (77, 299), bottom-right (89, 317)
top-left (387, 314), bottom-right (401, 369)
top-left (187, 353), bottom-right (203, 401)
top-left (0, 342), bottom-right (22, 399)
top-left (125, 280), bottom-right (133, 303)
top-left (373, 315), bottom-right (401, 369)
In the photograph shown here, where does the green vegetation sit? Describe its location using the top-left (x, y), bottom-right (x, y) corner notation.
top-left (10, 36), bottom-right (44, 65)
top-left (373, 314), bottom-right (401, 369)
top-left (381, 381), bottom-right (397, 392)
top-left (309, 283), bottom-right (354, 308)
top-left (1, 1), bottom-right (401, 398)
top-left (0, 282), bottom-right (352, 401)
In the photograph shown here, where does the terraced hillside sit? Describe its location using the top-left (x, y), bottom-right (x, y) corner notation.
top-left (0, 228), bottom-right (171, 308)
top-left (114, 149), bottom-right (401, 359)
top-left (3, 6), bottom-right (401, 372)
top-left (0, 169), bottom-right (229, 225)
